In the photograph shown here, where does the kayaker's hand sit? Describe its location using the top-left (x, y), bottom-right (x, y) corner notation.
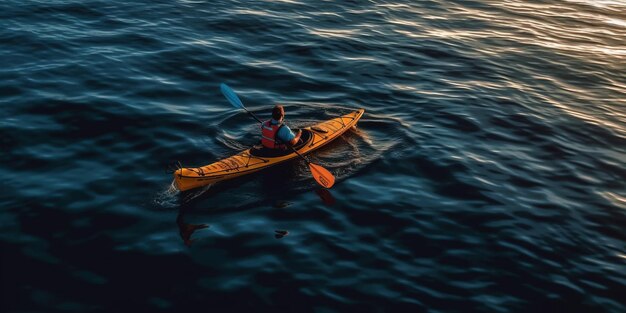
top-left (289, 130), bottom-right (302, 146)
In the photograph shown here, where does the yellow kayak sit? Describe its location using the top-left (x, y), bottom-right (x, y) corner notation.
top-left (173, 108), bottom-right (364, 191)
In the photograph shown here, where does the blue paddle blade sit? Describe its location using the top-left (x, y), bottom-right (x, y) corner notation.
top-left (220, 83), bottom-right (244, 109)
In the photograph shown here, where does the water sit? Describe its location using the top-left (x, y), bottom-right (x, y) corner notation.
top-left (1, 0), bottom-right (625, 311)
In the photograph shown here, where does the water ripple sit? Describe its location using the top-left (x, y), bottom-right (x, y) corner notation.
top-left (1, 0), bottom-right (625, 311)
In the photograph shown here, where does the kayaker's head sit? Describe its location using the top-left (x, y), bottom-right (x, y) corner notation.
top-left (272, 104), bottom-right (285, 122)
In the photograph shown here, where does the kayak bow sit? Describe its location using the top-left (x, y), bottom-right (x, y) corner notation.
top-left (173, 108), bottom-right (364, 191)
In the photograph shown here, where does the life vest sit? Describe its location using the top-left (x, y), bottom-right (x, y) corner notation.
top-left (261, 120), bottom-right (285, 149)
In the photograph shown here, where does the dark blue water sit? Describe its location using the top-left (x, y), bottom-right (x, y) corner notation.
top-left (2, 0), bottom-right (625, 312)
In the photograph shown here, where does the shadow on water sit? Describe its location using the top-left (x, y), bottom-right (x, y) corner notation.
top-left (169, 158), bottom-right (340, 246)
top-left (176, 209), bottom-right (209, 247)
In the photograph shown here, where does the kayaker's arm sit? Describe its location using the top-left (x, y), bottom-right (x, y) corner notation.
top-left (288, 129), bottom-right (302, 146)
top-left (277, 124), bottom-right (301, 146)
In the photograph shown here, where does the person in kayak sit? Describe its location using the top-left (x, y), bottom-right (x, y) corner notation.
top-left (261, 104), bottom-right (302, 149)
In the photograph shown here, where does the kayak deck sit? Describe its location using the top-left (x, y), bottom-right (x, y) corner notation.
top-left (173, 108), bottom-right (364, 191)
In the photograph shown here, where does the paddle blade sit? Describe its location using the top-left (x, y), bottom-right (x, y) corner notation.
top-left (309, 163), bottom-right (335, 188)
top-left (220, 83), bottom-right (244, 109)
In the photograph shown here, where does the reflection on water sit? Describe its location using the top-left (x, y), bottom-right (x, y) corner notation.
top-left (172, 186), bottom-right (338, 245)
top-left (176, 208), bottom-right (209, 246)
top-left (315, 188), bottom-right (336, 206)
top-left (2, 0), bottom-right (626, 311)
top-left (274, 229), bottom-right (289, 239)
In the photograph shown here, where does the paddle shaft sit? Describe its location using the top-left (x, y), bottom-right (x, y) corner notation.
top-left (286, 139), bottom-right (309, 164)
top-left (244, 108), bottom-right (263, 125)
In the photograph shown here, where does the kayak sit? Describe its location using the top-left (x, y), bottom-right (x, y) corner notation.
top-left (173, 108), bottom-right (365, 191)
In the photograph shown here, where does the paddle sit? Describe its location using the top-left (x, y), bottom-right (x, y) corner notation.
top-left (220, 83), bottom-right (336, 188)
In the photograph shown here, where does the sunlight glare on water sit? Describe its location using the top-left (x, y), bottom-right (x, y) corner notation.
top-left (1, 0), bottom-right (625, 311)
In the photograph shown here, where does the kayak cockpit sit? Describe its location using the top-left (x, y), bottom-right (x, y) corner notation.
top-left (249, 129), bottom-right (313, 158)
